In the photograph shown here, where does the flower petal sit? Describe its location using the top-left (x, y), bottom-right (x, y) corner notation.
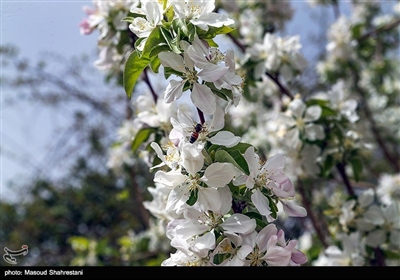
top-left (201, 162), bottom-right (237, 188)
top-left (191, 83), bottom-right (216, 115)
top-left (221, 214), bottom-right (256, 235)
top-left (209, 131), bottom-right (241, 147)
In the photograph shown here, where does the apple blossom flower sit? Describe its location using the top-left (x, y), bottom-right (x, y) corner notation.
top-left (154, 147), bottom-right (237, 213)
top-left (169, 107), bottom-right (240, 148)
top-left (234, 146), bottom-right (306, 221)
top-left (241, 224), bottom-right (293, 266)
top-left (279, 98), bottom-right (325, 149)
top-left (164, 186), bottom-right (256, 265)
top-left (158, 51), bottom-right (219, 115)
top-left (171, 0), bottom-right (235, 31)
top-left (129, 0), bottom-right (164, 39)
top-left (186, 35), bottom-right (243, 92)
top-left (313, 232), bottom-right (367, 266)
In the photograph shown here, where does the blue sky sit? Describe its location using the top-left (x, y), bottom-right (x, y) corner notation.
top-left (1, 0), bottom-right (98, 202)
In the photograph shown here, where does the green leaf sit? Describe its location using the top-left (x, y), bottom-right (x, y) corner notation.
top-left (215, 150), bottom-right (249, 175)
top-left (131, 127), bottom-right (157, 153)
top-left (172, 18), bottom-right (189, 38)
top-left (350, 157), bottom-right (363, 182)
top-left (351, 23), bottom-right (364, 39)
top-left (160, 26), bottom-right (181, 53)
top-left (225, 142), bottom-right (252, 154)
top-left (123, 50), bottom-right (151, 98)
top-left (321, 155), bottom-right (335, 178)
top-left (121, 16), bottom-right (136, 23)
top-left (149, 56), bottom-right (161, 74)
top-left (186, 189), bottom-right (198, 206)
top-left (244, 212), bottom-right (267, 229)
top-left (197, 25), bottom-right (235, 39)
top-left (164, 4), bottom-right (175, 22)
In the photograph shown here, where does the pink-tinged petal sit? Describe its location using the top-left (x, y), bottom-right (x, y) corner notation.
top-left (198, 64), bottom-right (229, 82)
top-left (305, 124), bottom-right (325, 141)
top-left (270, 176), bottom-right (295, 198)
top-left (280, 200), bottom-right (307, 217)
top-left (221, 214), bottom-right (256, 235)
top-left (209, 131), bottom-right (241, 147)
top-left (169, 128), bottom-right (184, 146)
top-left (263, 245), bottom-right (291, 266)
top-left (289, 99), bottom-right (306, 119)
top-left (256, 224), bottom-right (278, 252)
top-left (158, 52), bottom-right (184, 71)
top-left (201, 162), bottom-right (236, 188)
top-left (304, 105), bottom-right (322, 122)
top-left (191, 83), bottom-right (216, 115)
top-left (165, 80), bottom-right (185, 103)
top-left (251, 190), bottom-right (273, 220)
top-left (291, 249), bottom-right (308, 265)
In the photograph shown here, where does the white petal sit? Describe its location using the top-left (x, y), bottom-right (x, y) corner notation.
top-left (304, 105), bottom-right (322, 122)
top-left (221, 214), bottom-right (256, 235)
top-left (191, 83), bottom-right (216, 115)
top-left (251, 190), bottom-right (273, 219)
top-left (198, 188), bottom-right (222, 213)
top-left (305, 124), bottom-right (325, 141)
top-left (198, 64), bottom-right (229, 82)
top-left (364, 205), bottom-right (385, 225)
top-left (165, 80), bottom-right (185, 103)
top-left (201, 162), bottom-right (237, 188)
top-left (366, 229), bottom-right (386, 248)
top-left (181, 144), bottom-right (204, 175)
top-left (209, 106), bottom-right (225, 132)
top-left (209, 131), bottom-right (241, 147)
top-left (263, 153), bottom-right (285, 172)
top-left (244, 146), bottom-right (259, 177)
top-left (158, 52), bottom-right (184, 71)
top-left (289, 99), bottom-right (306, 119)
top-left (154, 170), bottom-right (186, 188)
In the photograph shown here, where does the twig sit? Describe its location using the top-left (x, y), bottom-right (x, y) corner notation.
top-left (336, 162), bottom-right (356, 197)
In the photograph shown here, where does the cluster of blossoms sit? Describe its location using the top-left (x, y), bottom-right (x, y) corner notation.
top-left (313, 172), bottom-right (400, 266)
top-left (79, 0), bottom-right (138, 76)
top-left (80, 0), bottom-right (400, 266)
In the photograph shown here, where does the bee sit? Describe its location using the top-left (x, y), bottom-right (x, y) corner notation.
top-left (189, 123), bottom-right (203, 144)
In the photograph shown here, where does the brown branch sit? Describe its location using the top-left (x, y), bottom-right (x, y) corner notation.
top-left (296, 179), bottom-right (329, 248)
top-left (129, 166), bottom-right (150, 230)
top-left (336, 162), bottom-right (356, 197)
top-left (358, 18), bottom-right (400, 42)
top-left (349, 62), bottom-right (400, 172)
top-left (265, 72), bottom-right (294, 100)
top-left (143, 68), bottom-right (158, 104)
